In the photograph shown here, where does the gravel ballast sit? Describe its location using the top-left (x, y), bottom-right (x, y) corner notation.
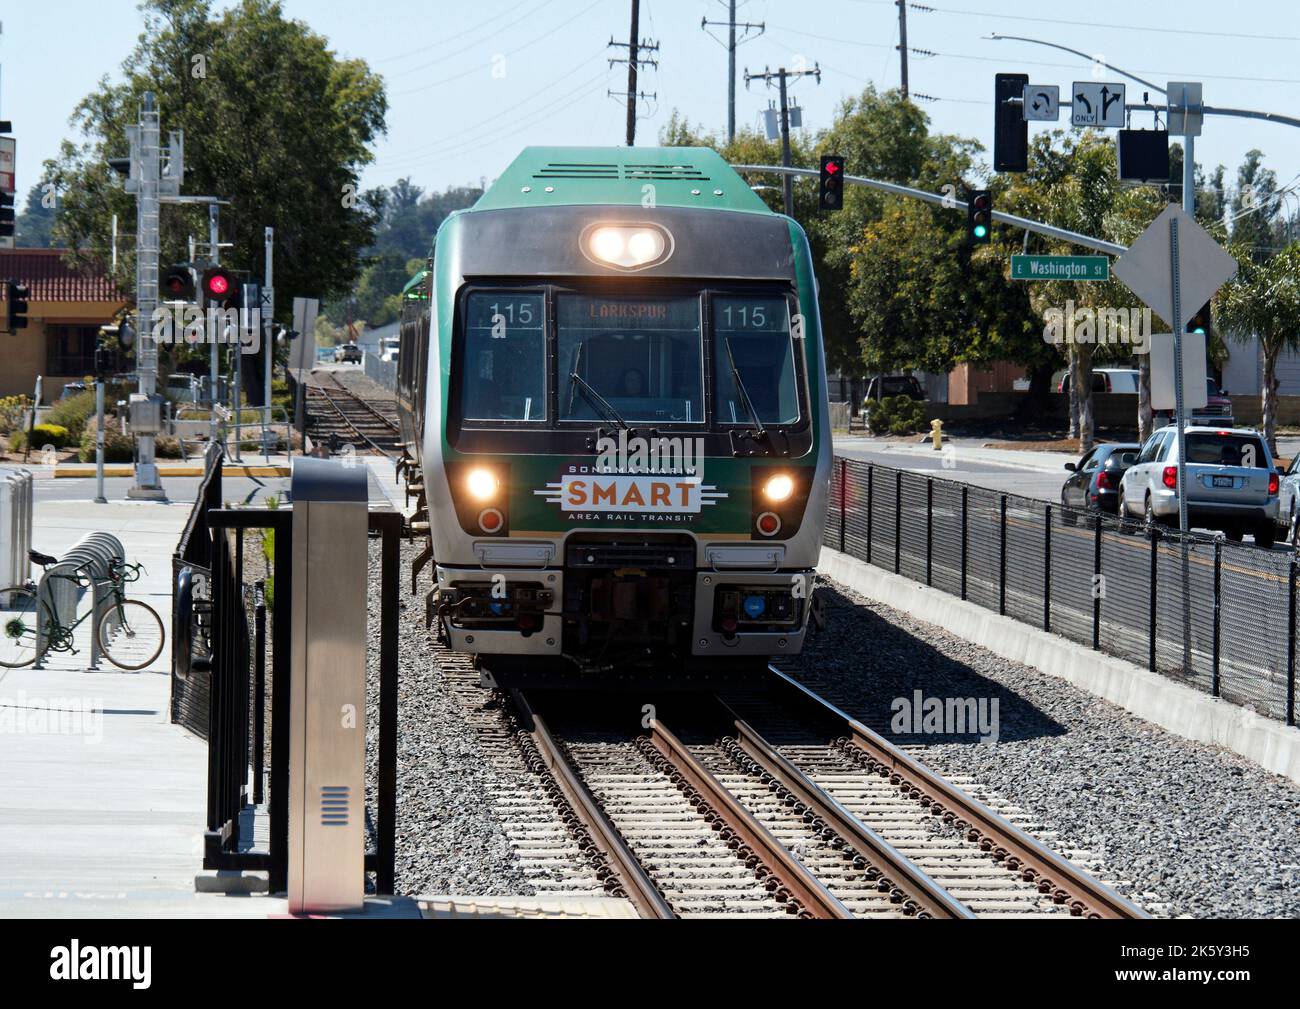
top-left (780, 578), bottom-right (1300, 918)
top-left (361, 529), bottom-right (1300, 915)
top-left (364, 539), bottom-right (536, 896)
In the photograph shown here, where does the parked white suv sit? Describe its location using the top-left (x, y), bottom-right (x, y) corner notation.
top-left (1118, 426), bottom-right (1280, 546)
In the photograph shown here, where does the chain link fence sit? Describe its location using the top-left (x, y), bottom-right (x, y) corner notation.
top-left (824, 456), bottom-right (1299, 726)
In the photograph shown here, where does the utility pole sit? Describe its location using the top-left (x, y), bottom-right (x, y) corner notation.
top-left (263, 226), bottom-right (274, 459)
top-left (896, 0), bottom-right (909, 99)
top-left (207, 203), bottom-right (220, 448)
top-left (744, 64), bottom-right (821, 217)
top-left (122, 92), bottom-right (181, 501)
top-left (701, 1), bottom-right (764, 144)
top-left (607, 0), bottom-right (658, 146)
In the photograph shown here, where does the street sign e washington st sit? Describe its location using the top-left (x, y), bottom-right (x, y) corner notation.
top-left (1072, 81), bottom-right (1126, 128)
top-left (1011, 254), bottom-right (1109, 281)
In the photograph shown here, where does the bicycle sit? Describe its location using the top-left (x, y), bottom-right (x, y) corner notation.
top-left (0, 549), bottom-right (166, 671)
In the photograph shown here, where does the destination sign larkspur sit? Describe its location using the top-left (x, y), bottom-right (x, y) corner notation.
top-left (1010, 254), bottom-right (1110, 282)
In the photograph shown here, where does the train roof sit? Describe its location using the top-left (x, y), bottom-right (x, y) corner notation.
top-left (472, 147), bottom-right (773, 215)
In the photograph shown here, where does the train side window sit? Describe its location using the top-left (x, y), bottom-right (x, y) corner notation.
top-left (460, 291), bottom-right (546, 422)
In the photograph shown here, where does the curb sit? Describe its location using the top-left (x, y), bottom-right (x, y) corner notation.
top-left (818, 545), bottom-right (1300, 786)
top-left (52, 465), bottom-right (291, 479)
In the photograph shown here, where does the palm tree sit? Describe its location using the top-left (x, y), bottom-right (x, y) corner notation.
top-left (1216, 242), bottom-right (1300, 452)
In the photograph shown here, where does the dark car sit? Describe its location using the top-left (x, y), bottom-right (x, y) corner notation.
top-left (1061, 442), bottom-right (1140, 520)
top-left (864, 374), bottom-right (925, 403)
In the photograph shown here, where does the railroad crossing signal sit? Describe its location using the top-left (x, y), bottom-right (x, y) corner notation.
top-left (5, 279), bottom-right (29, 333)
top-left (201, 266), bottom-right (241, 308)
top-left (967, 190), bottom-right (992, 244)
top-left (818, 155), bottom-right (845, 211)
top-left (162, 263), bottom-right (197, 302)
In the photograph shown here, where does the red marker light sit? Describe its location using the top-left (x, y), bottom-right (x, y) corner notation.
top-left (208, 275), bottom-right (229, 296)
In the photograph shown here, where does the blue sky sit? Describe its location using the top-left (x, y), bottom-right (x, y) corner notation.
top-left (4, 0), bottom-right (1299, 211)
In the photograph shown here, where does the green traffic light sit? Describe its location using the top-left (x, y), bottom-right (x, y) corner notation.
top-left (973, 225), bottom-right (987, 239)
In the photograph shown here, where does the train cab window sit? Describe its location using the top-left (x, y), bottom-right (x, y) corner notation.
top-left (460, 292), bottom-right (546, 422)
top-left (712, 295), bottom-right (799, 426)
top-left (557, 294), bottom-right (703, 424)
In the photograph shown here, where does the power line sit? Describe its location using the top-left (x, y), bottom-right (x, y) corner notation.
top-left (374, 67), bottom-right (612, 169)
top-left (701, 0), bottom-right (765, 143)
top-left (908, 3), bottom-right (1300, 44)
top-left (393, 0), bottom-right (604, 98)
top-left (379, 0), bottom-right (549, 65)
top-left (608, 0), bottom-right (659, 145)
top-left (375, 49), bottom-right (607, 163)
top-left (913, 47), bottom-right (1300, 86)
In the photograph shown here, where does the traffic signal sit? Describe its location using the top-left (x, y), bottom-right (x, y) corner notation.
top-left (994, 73), bottom-right (1029, 173)
top-left (0, 191), bottom-right (14, 239)
top-left (5, 279), bottom-right (30, 333)
top-left (818, 154), bottom-right (845, 211)
top-left (966, 190), bottom-right (992, 244)
top-left (162, 263), bottom-right (198, 302)
top-left (201, 266), bottom-right (241, 308)
top-left (1187, 301), bottom-right (1211, 335)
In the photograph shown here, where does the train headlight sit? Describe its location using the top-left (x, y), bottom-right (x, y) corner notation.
top-left (466, 467), bottom-right (499, 501)
top-left (762, 473), bottom-right (795, 503)
top-left (581, 224), bottom-right (671, 270)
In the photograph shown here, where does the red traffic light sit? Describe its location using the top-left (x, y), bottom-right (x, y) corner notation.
top-left (201, 267), bottom-right (240, 305)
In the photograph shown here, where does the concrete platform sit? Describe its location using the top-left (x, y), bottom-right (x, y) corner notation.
top-left (0, 498), bottom-right (204, 917)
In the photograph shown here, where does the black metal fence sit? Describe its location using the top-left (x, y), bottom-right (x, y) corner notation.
top-left (825, 457), bottom-right (1299, 727)
top-left (172, 452), bottom-right (404, 893)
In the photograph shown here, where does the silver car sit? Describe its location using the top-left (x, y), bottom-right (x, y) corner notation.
top-left (1118, 426), bottom-right (1280, 546)
top-left (1276, 452), bottom-right (1300, 545)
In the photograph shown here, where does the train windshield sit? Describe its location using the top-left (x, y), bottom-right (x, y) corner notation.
top-left (558, 294), bottom-right (703, 424)
top-left (460, 292), bottom-right (547, 421)
top-left (712, 295), bottom-right (798, 425)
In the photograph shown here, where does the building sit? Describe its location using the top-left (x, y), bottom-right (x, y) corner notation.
top-left (0, 249), bottom-right (127, 399)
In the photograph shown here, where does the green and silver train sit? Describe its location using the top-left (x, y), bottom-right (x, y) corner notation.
top-left (395, 147), bottom-right (831, 675)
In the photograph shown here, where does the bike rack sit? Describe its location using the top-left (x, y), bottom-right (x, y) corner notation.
top-left (35, 532), bottom-right (126, 670)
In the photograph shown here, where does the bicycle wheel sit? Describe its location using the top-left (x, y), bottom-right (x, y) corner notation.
top-left (0, 585), bottom-right (51, 668)
top-left (97, 599), bottom-right (166, 671)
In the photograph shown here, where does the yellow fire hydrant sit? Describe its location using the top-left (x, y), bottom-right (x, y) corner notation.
top-left (931, 418), bottom-right (944, 451)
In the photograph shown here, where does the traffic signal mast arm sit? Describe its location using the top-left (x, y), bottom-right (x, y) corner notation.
top-left (730, 163), bottom-right (1127, 256)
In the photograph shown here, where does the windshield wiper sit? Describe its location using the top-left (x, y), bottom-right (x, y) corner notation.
top-left (569, 371), bottom-right (629, 431)
top-left (723, 337), bottom-right (766, 437)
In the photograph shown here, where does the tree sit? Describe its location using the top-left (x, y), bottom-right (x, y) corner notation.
top-left (45, 0), bottom-right (386, 335)
top-left (14, 183), bottom-right (59, 247)
top-left (1216, 242), bottom-right (1300, 452)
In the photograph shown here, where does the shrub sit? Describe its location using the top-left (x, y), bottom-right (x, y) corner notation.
top-left (155, 436), bottom-right (183, 459)
top-left (46, 390), bottom-right (98, 439)
top-left (78, 427), bottom-right (135, 463)
top-left (0, 395), bottom-right (30, 436)
top-left (866, 395), bottom-right (929, 436)
top-left (11, 423), bottom-right (72, 452)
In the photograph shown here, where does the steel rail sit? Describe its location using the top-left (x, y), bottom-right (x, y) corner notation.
top-left (712, 695), bottom-right (976, 919)
top-left (511, 690), bottom-right (677, 919)
top-left (644, 717), bottom-right (854, 919)
top-left (765, 666), bottom-right (1151, 919)
top-left (320, 372), bottom-right (403, 437)
top-left (307, 388), bottom-right (391, 455)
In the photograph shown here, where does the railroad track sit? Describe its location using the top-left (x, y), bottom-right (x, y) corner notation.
top-left (465, 667), bottom-right (1148, 920)
top-left (305, 372), bottom-right (402, 455)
